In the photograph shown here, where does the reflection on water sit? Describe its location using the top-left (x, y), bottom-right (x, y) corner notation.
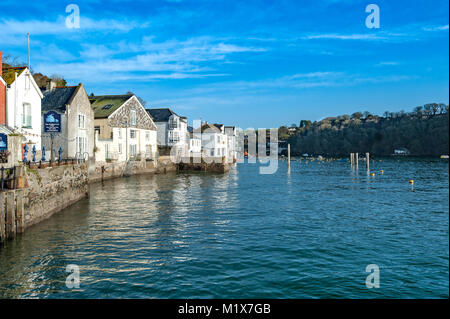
top-left (0, 159), bottom-right (448, 298)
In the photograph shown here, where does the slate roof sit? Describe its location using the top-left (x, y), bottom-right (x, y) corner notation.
top-left (90, 94), bottom-right (133, 118)
top-left (42, 86), bottom-right (78, 112)
top-left (1, 67), bottom-right (26, 85)
top-left (146, 108), bottom-right (177, 122)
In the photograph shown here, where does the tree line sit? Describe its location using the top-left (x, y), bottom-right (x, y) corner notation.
top-left (281, 104), bottom-right (449, 156)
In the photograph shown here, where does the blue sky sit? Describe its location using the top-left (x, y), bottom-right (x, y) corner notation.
top-left (0, 0), bottom-right (448, 128)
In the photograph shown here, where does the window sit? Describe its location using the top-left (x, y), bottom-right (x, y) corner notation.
top-left (118, 143), bottom-right (122, 154)
top-left (169, 117), bottom-right (178, 129)
top-left (102, 104), bottom-right (113, 110)
top-left (78, 114), bottom-right (85, 129)
top-left (105, 144), bottom-right (110, 159)
top-left (22, 103), bottom-right (32, 128)
top-left (217, 136), bottom-right (220, 143)
top-left (95, 126), bottom-right (100, 135)
top-left (77, 137), bottom-right (86, 154)
top-left (130, 130), bottom-right (136, 139)
top-left (118, 128), bottom-right (122, 139)
top-left (130, 144), bottom-right (137, 157)
top-left (145, 131), bottom-right (150, 141)
top-left (130, 109), bottom-right (137, 126)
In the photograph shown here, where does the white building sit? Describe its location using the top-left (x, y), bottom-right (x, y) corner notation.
top-left (90, 94), bottom-right (158, 163)
top-left (2, 66), bottom-right (43, 148)
top-left (225, 126), bottom-right (238, 162)
top-left (188, 126), bottom-right (202, 155)
top-left (198, 123), bottom-right (227, 158)
top-left (146, 108), bottom-right (189, 155)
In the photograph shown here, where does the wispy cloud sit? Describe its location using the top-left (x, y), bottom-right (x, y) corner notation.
top-left (34, 36), bottom-right (265, 83)
top-left (422, 24), bottom-right (449, 31)
top-left (0, 16), bottom-right (149, 36)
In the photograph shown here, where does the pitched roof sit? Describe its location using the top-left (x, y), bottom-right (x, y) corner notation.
top-left (146, 108), bottom-right (178, 122)
top-left (194, 123), bottom-right (223, 133)
top-left (42, 86), bottom-right (78, 112)
top-left (1, 67), bottom-right (26, 85)
top-left (90, 94), bottom-right (132, 118)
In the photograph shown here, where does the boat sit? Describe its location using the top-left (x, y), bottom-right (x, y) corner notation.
top-left (440, 155), bottom-right (449, 159)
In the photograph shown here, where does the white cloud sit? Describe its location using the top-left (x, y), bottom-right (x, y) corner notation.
top-left (422, 24), bottom-right (449, 31)
top-left (0, 16), bottom-right (149, 36)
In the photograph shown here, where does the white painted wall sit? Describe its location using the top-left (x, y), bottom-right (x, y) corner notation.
top-left (95, 127), bottom-right (157, 162)
top-left (5, 68), bottom-right (43, 148)
top-left (202, 132), bottom-right (227, 157)
top-left (189, 137), bottom-right (201, 153)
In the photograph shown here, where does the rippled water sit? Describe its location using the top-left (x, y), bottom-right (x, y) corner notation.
top-left (0, 158), bottom-right (448, 298)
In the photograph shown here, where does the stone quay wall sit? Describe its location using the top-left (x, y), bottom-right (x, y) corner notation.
top-left (1, 163), bottom-right (88, 242)
top-left (88, 156), bottom-right (177, 184)
top-left (23, 163), bottom-right (89, 228)
top-left (177, 157), bottom-right (230, 173)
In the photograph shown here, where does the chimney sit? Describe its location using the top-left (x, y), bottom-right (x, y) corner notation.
top-left (46, 79), bottom-right (57, 91)
top-left (0, 51), bottom-right (6, 125)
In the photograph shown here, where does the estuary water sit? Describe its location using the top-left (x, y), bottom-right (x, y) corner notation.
top-left (0, 158), bottom-right (448, 298)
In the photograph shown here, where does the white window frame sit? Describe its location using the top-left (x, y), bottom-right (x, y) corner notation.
top-left (130, 109), bottom-right (137, 126)
top-left (78, 113), bottom-right (85, 129)
top-left (22, 103), bottom-right (32, 128)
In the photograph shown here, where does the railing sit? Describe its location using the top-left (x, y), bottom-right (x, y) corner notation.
top-left (169, 122), bottom-right (178, 129)
top-left (0, 166), bottom-right (17, 191)
top-left (23, 157), bottom-right (86, 170)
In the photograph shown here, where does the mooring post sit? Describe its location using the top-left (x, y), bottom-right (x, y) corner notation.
top-left (15, 189), bottom-right (25, 234)
top-left (350, 153), bottom-right (354, 166)
top-left (5, 191), bottom-right (16, 240)
top-left (366, 152), bottom-right (370, 171)
top-left (288, 144), bottom-right (291, 167)
top-left (355, 152), bottom-right (359, 168)
top-left (0, 192), bottom-right (5, 243)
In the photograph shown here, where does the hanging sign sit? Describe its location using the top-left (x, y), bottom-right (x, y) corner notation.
top-left (0, 133), bottom-right (7, 151)
top-left (44, 111), bottom-right (62, 133)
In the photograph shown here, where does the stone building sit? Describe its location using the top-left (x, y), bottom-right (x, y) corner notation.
top-left (90, 94), bottom-right (157, 162)
top-left (41, 83), bottom-right (95, 160)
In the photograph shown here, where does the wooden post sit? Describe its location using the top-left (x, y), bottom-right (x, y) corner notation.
top-left (288, 144), bottom-right (291, 167)
top-left (366, 152), bottom-right (370, 171)
top-left (0, 192), bottom-right (5, 243)
top-left (5, 191), bottom-right (16, 240)
top-left (15, 189), bottom-right (25, 234)
top-left (350, 153), bottom-right (354, 166)
top-left (355, 152), bottom-right (359, 168)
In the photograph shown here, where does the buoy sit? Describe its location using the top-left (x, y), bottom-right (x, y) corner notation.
top-left (380, 170), bottom-right (384, 174)
top-left (409, 180), bottom-right (414, 184)
top-left (370, 173), bottom-right (375, 177)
